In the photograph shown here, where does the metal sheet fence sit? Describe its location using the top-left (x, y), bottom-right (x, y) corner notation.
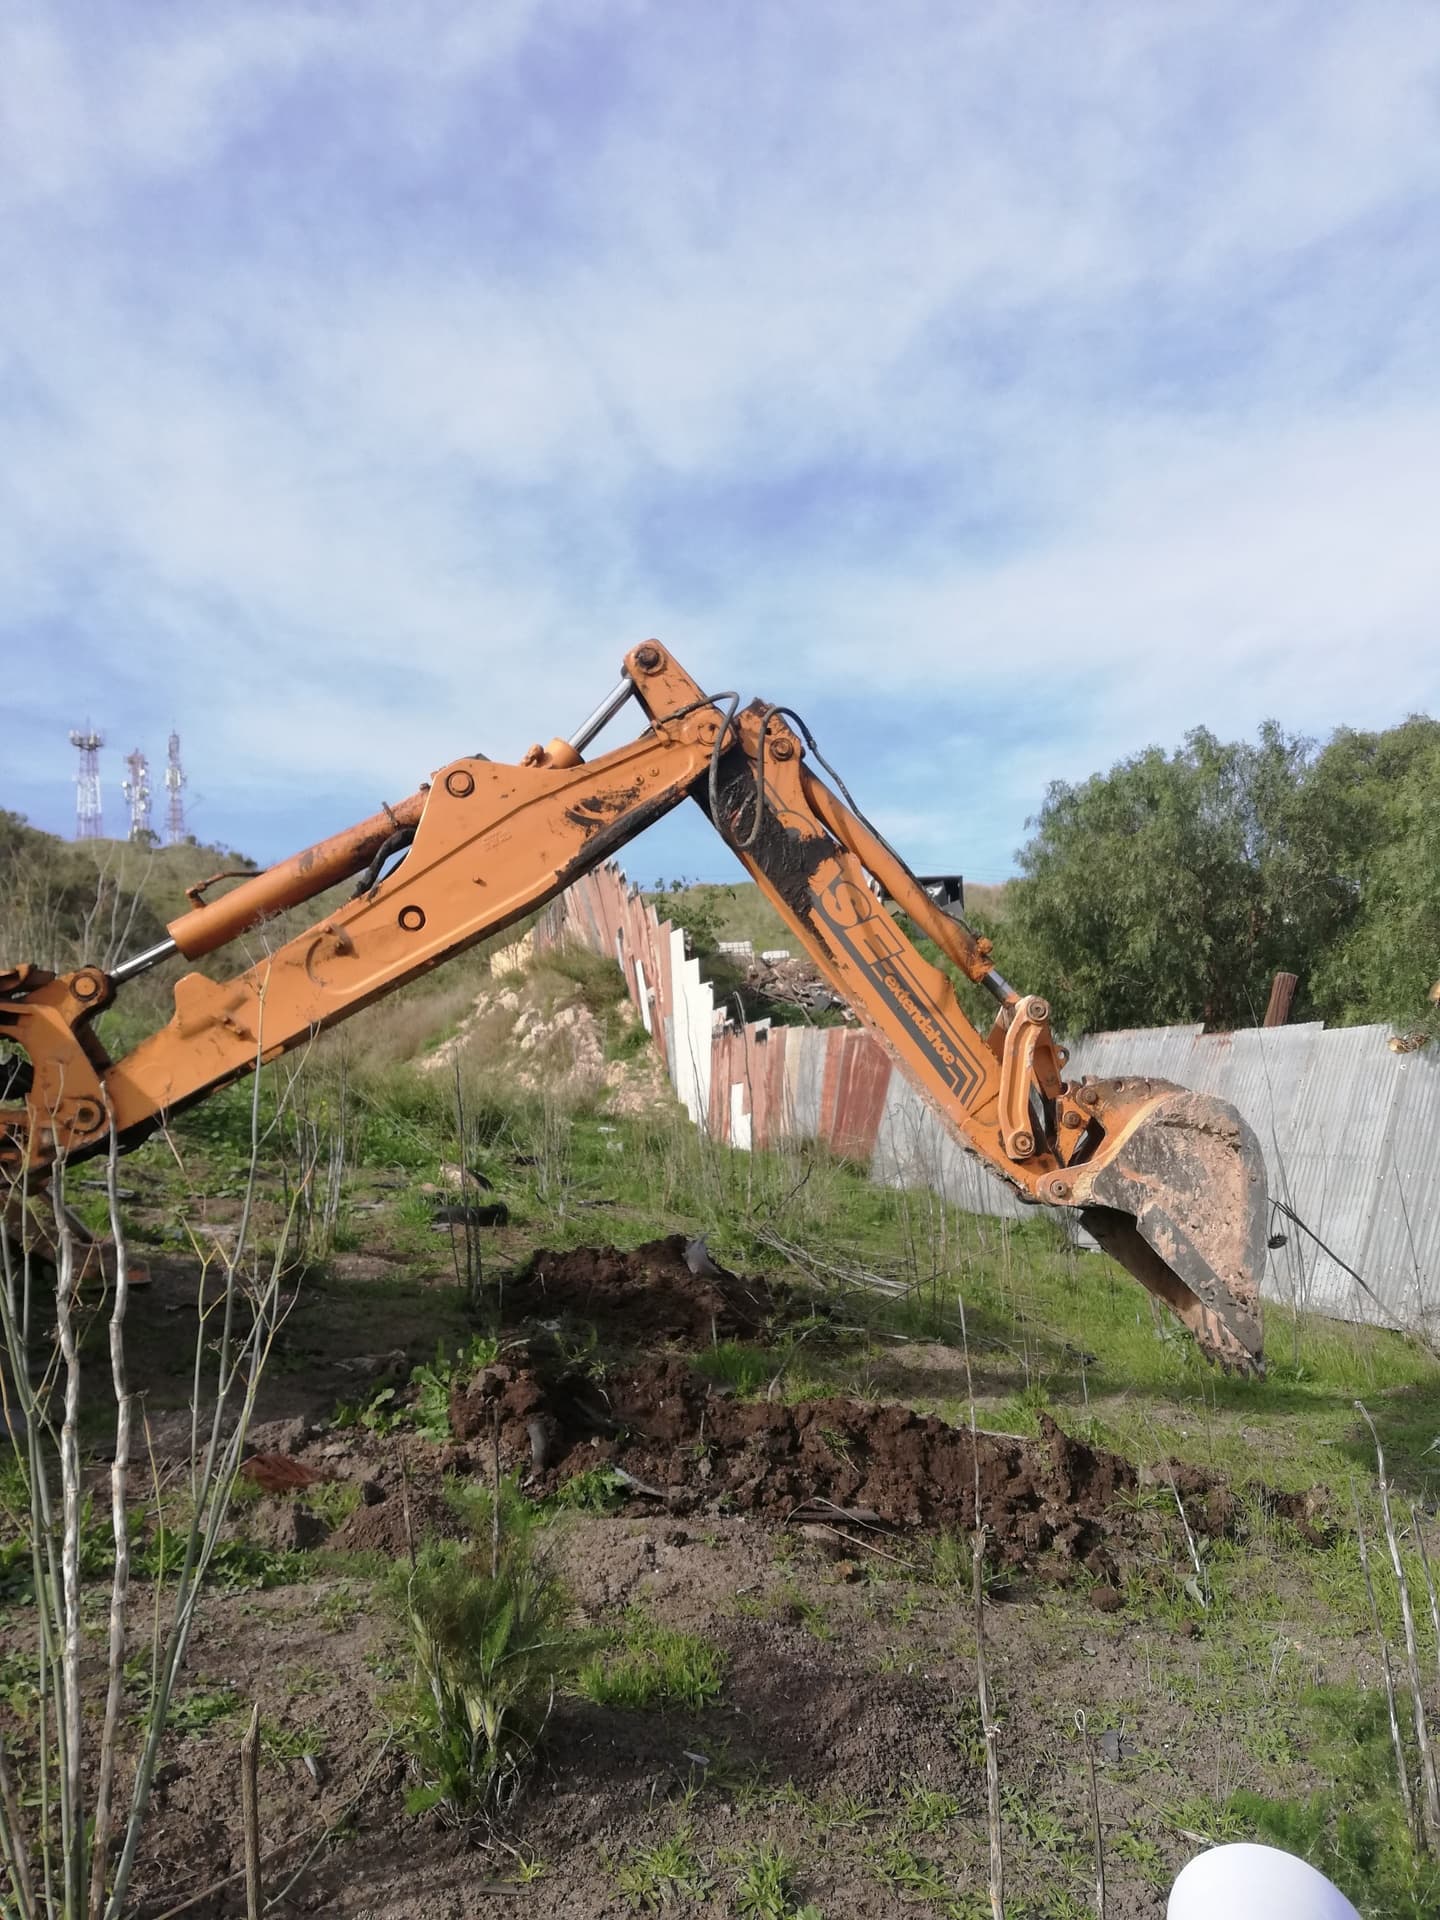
top-left (540, 866), bottom-right (1440, 1335)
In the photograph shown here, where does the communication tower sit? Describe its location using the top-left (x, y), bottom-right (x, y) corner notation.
top-left (164, 731), bottom-right (188, 845)
top-left (69, 727), bottom-right (105, 840)
top-left (122, 749), bottom-right (153, 843)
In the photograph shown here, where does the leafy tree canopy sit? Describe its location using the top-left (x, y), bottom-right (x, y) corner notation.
top-left (994, 717), bottom-right (1440, 1036)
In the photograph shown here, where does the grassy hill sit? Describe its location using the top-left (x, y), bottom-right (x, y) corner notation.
top-left (0, 813), bottom-right (260, 973)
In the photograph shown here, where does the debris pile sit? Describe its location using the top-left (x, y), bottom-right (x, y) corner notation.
top-left (447, 1353), bottom-right (1324, 1568)
top-left (736, 950), bottom-right (848, 1018)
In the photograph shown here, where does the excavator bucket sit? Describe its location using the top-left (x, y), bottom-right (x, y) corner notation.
top-left (1073, 1084), bottom-right (1269, 1374)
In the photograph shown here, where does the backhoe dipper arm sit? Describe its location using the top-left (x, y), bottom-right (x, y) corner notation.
top-left (1, 643), bottom-right (1267, 1372)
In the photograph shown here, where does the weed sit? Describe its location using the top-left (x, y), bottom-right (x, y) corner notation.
top-left (138, 1529), bottom-right (308, 1593)
top-left (866, 1838), bottom-right (968, 1912)
top-left (313, 1581), bottom-right (367, 1631)
top-left (926, 1529), bottom-right (1010, 1600)
top-left (899, 1781), bottom-right (960, 1835)
top-left (0, 1650), bottom-right (38, 1718)
top-left (342, 1333), bottom-right (500, 1441)
top-left (394, 1534), bottom-right (589, 1820)
top-left (121, 1662), bottom-right (243, 1736)
top-left (303, 1480), bottom-right (363, 1528)
top-left (609, 1825), bottom-right (715, 1909)
top-left (822, 1790), bottom-right (884, 1830)
top-left (443, 1472), bottom-right (547, 1548)
top-left (576, 1614), bottom-right (726, 1712)
top-left (1112, 1827), bottom-right (1169, 1887)
top-left (732, 1840), bottom-right (816, 1918)
top-left (261, 1720), bottom-right (326, 1764)
top-left (1002, 1789), bottom-right (1078, 1858)
top-left (548, 1467), bottom-right (628, 1514)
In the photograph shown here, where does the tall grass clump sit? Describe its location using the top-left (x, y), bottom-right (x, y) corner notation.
top-left (397, 1533), bottom-right (588, 1821)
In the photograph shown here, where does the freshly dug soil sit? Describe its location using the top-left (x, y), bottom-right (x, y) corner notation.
top-left (334, 1485), bottom-right (461, 1557)
top-left (449, 1354), bottom-right (1326, 1569)
top-left (505, 1235), bottom-right (777, 1343)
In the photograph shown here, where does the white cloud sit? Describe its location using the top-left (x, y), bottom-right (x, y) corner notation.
top-left (4, 0), bottom-right (1439, 877)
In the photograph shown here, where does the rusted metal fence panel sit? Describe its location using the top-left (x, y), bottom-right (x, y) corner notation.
top-left (540, 865), bottom-right (1440, 1335)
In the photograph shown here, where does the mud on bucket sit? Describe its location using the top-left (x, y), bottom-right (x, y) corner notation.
top-left (1071, 1085), bottom-right (1269, 1375)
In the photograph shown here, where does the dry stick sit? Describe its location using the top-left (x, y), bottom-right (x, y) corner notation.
top-left (148, 1737), bottom-right (393, 1920)
top-left (50, 1194), bottom-right (86, 1915)
top-left (973, 1526), bottom-right (1004, 1920)
top-left (1352, 1483), bottom-right (1415, 1839)
top-left (88, 1103), bottom-right (135, 1917)
top-left (241, 1703), bottom-right (263, 1920)
top-left (1075, 1710), bottom-right (1106, 1920)
top-left (958, 1292), bottom-right (1003, 1920)
top-left (1139, 1412), bottom-right (1206, 1604)
top-left (1412, 1506), bottom-right (1440, 1688)
top-left (396, 1446), bottom-right (416, 1572)
top-left (0, 1738), bottom-right (35, 1917)
top-left (1357, 1401), bottom-right (1440, 1848)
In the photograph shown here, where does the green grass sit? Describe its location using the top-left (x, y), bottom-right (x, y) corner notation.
top-left (576, 1613), bottom-right (727, 1712)
top-left (731, 1840), bottom-right (820, 1919)
top-left (609, 1824), bottom-right (716, 1910)
top-left (687, 1336), bottom-right (831, 1405)
top-left (1224, 1685), bottom-right (1440, 1918)
top-left (47, 943), bottom-right (1440, 1914)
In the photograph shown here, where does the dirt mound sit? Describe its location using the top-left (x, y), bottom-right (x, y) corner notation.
top-left (334, 1485), bottom-right (461, 1557)
top-left (450, 1354), bottom-right (1325, 1569)
top-left (507, 1236), bottom-right (777, 1344)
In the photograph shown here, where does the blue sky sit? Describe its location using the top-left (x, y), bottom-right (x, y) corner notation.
top-left (5, 1), bottom-right (1440, 891)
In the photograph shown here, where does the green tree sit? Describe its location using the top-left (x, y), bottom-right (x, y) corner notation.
top-left (1304, 717), bottom-right (1440, 1031)
top-left (997, 725), bottom-right (1350, 1034)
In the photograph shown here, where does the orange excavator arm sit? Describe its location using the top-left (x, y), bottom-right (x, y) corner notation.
top-left (1, 643), bottom-right (1267, 1371)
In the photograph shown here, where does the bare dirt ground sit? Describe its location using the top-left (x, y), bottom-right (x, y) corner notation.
top-left (34, 1234), bottom-right (1378, 1920)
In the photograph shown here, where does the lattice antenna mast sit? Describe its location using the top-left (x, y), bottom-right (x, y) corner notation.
top-left (122, 749), bottom-right (153, 843)
top-left (164, 730), bottom-right (188, 846)
top-left (69, 726), bottom-right (105, 840)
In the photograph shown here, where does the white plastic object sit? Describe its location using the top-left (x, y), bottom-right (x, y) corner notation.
top-left (1168, 1842), bottom-right (1360, 1918)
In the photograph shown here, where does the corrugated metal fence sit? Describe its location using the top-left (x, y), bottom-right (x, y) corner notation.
top-left (540, 865), bottom-right (1440, 1335)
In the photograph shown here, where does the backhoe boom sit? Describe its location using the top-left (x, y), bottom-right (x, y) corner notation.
top-left (1, 643), bottom-right (1268, 1371)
